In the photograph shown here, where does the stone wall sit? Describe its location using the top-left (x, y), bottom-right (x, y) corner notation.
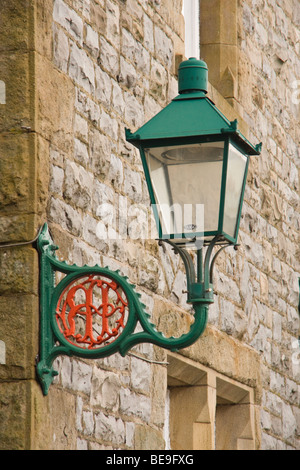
top-left (236, 0), bottom-right (300, 449)
top-left (0, 0), bottom-right (299, 450)
top-left (23, 0), bottom-right (186, 451)
top-left (46, 0), bottom-right (184, 450)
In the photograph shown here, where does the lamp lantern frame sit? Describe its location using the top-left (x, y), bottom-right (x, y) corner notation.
top-left (126, 59), bottom-right (261, 249)
top-left (136, 134), bottom-right (250, 247)
top-left (126, 58), bottom-right (262, 326)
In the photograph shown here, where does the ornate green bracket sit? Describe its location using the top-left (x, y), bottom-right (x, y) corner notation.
top-left (36, 224), bottom-right (231, 395)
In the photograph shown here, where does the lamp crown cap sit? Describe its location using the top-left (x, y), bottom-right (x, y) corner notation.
top-left (178, 58), bottom-right (208, 95)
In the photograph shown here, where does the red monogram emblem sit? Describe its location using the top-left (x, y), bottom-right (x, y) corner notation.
top-left (55, 275), bottom-right (128, 349)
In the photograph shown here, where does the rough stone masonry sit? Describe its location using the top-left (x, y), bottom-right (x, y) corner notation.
top-left (0, 0), bottom-right (299, 450)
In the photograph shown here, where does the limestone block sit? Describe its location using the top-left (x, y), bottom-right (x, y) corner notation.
top-left (74, 114), bottom-right (89, 142)
top-left (74, 137), bottom-right (89, 165)
top-left (75, 88), bottom-right (100, 124)
top-left (201, 0), bottom-right (237, 46)
top-left (82, 411), bottom-right (94, 436)
top-left (144, 13), bottom-right (154, 52)
top-left (71, 360), bottom-right (93, 395)
top-left (53, 0), bottom-right (83, 43)
top-left (99, 37), bottom-right (119, 76)
top-left (144, 93), bottom-right (162, 122)
top-left (83, 213), bottom-right (109, 251)
top-left (0, 214), bottom-right (37, 245)
top-left (106, 0), bottom-right (120, 47)
top-left (69, 42), bottom-right (95, 95)
top-left (91, 367), bottom-right (121, 411)
top-left (123, 163), bottom-right (143, 202)
top-left (124, 92), bottom-right (144, 129)
top-left (64, 160), bottom-right (93, 209)
top-left (112, 81), bottom-right (125, 116)
top-left (278, 402), bottom-right (297, 442)
top-left (50, 165), bottom-right (64, 195)
top-left (95, 66), bottom-right (112, 106)
top-left (0, 133), bottom-right (36, 215)
top-left (90, 1), bottom-right (106, 33)
top-left (135, 43), bottom-right (151, 74)
top-left (149, 58), bottom-right (167, 102)
top-left (46, 388), bottom-right (77, 450)
top-left (108, 153), bottom-right (124, 186)
top-left (0, 292), bottom-right (39, 379)
top-left (215, 271), bottom-right (241, 304)
top-left (219, 298), bottom-right (238, 336)
top-left (0, 341), bottom-right (5, 365)
top-left (35, 0), bottom-right (55, 61)
top-left (157, 0), bottom-right (184, 38)
top-left (84, 24), bottom-right (99, 58)
top-left (36, 54), bottom-right (75, 153)
top-left (134, 424), bottom-right (165, 450)
top-left (130, 355), bottom-right (152, 392)
top-left (53, 24), bottom-right (69, 73)
top-left (0, 1), bottom-right (33, 53)
top-left (126, 422), bottom-right (135, 447)
top-left (0, 381), bottom-right (31, 449)
top-left (95, 412), bottom-right (125, 446)
top-left (88, 127), bottom-right (111, 177)
top-left (154, 26), bottom-right (173, 68)
top-left (49, 196), bottom-right (83, 236)
top-left (99, 110), bottom-right (119, 140)
top-left (0, 51), bottom-right (34, 131)
top-left (120, 387), bottom-right (151, 421)
top-left (93, 180), bottom-right (115, 210)
top-left (125, 0), bottom-right (143, 22)
top-left (118, 57), bottom-right (137, 89)
top-left (122, 28), bottom-right (138, 65)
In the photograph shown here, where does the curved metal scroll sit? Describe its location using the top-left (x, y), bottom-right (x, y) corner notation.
top-left (36, 225), bottom-right (209, 395)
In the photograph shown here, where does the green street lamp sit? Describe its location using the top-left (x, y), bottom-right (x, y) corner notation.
top-left (34, 60), bottom-right (262, 397)
top-left (126, 58), bottom-right (261, 320)
top-left (35, 60), bottom-right (262, 396)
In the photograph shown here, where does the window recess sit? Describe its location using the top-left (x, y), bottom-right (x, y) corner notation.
top-left (165, 352), bottom-right (257, 450)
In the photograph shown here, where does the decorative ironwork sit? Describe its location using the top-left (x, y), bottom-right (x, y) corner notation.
top-left (36, 223), bottom-right (235, 395)
top-left (36, 223), bottom-right (147, 395)
top-left (55, 274), bottom-right (128, 350)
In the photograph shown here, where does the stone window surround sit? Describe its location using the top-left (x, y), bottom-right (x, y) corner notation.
top-left (179, 0), bottom-right (248, 137)
top-left (200, 0), bottom-right (238, 104)
top-left (179, 0), bottom-right (239, 105)
top-left (165, 350), bottom-right (259, 450)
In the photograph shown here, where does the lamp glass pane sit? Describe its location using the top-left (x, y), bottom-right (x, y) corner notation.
top-left (144, 142), bottom-right (224, 237)
top-left (223, 143), bottom-right (247, 238)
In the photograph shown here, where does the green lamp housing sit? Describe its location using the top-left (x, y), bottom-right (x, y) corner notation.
top-left (126, 58), bottom-right (261, 248)
top-left (35, 60), bottom-right (263, 395)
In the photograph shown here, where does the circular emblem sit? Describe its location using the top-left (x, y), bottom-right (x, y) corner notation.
top-left (55, 274), bottom-right (129, 350)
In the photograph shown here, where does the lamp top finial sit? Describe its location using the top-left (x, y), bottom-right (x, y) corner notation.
top-left (178, 58), bottom-right (208, 95)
